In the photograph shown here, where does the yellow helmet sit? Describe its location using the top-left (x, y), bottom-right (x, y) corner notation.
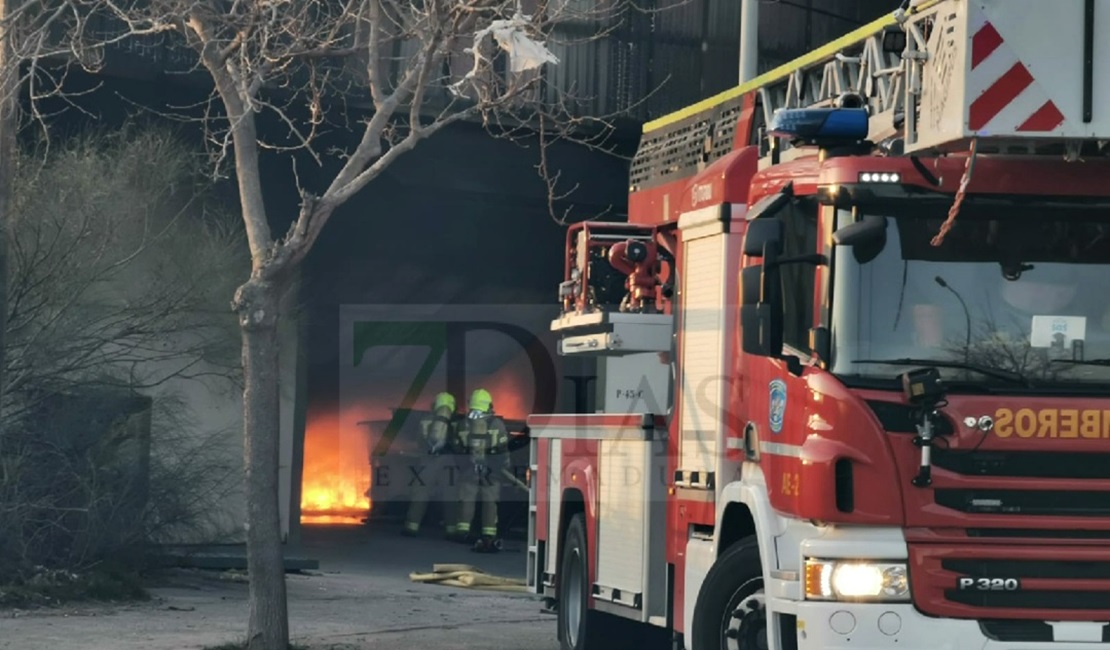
top-left (432, 392), bottom-right (456, 412)
top-left (468, 388), bottom-right (493, 413)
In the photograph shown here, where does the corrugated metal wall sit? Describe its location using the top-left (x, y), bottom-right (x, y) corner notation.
top-left (757, 0), bottom-right (897, 69)
top-left (93, 1), bottom-right (901, 127)
top-left (547, 0), bottom-right (901, 122)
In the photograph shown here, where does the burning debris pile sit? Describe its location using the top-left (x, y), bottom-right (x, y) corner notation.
top-left (300, 406), bottom-right (372, 525)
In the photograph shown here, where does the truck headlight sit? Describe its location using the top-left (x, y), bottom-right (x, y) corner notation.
top-left (804, 559), bottom-right (910, 602)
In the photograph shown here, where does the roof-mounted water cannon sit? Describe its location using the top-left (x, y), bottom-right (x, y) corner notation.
top-left (550, 222), bottom-right (675, 358)
top-left (767, 107), bottom-right (872, 160)
top-left (558, 223), bottom-right (661, 316)
top-left (608, 238), bottom-right (663, 314)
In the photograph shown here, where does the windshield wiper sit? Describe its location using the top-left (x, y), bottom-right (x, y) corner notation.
top-left (852, 358), bottom-right (1029, 385)
top-left (1050, 358), bottom-right (1110, 367)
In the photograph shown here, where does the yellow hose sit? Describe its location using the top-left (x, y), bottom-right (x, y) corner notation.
top-left (409, 563), bottom-right (529, 592)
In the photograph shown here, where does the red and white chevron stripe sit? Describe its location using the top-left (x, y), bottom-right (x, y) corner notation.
top-left (967, 10), bottom-right (1065, 133)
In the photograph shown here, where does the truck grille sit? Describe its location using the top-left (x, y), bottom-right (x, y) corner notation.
top-left (935, 489), bottom-right (1110, 517)
top-left (979, 620), bottom-right (1110, 642)
top-left (931, 449), bottom-right (1110, 480)
top-left (910, 545), bottom-right (1110, 620)
top-left (927, 450), bottom-right (1110, 519)
top-left (966, 528), bottom-right (1110, 539)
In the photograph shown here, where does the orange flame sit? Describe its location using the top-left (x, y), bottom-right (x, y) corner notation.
top-left (300, 405), bottom-right (372, 525)
top-left (299, 346), bottom-right (553, 526)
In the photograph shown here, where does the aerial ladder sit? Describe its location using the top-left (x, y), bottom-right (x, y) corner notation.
top-left (559, 0), bottom-right (1110, 348)
top-left (553, 0), bottom-right (1110, 378)
top-left (632, 0), bottom-right (1110, 182)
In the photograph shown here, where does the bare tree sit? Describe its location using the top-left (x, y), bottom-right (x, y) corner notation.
top-left (2, 1), bottom-right (675, 647)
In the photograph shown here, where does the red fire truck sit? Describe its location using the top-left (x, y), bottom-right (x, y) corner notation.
top-left (525, 1), bottom-right (1110, 649)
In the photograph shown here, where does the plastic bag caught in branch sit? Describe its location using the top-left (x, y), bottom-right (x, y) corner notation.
top-left (449, 12), bottom-right (560, 96)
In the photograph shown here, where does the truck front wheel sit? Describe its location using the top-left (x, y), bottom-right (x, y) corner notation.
top-left (690, 538), bottom-right (767, 650)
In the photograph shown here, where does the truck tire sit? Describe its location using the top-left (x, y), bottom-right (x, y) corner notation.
top-left (690, 538), bottom-right (767, 650)
top-left (558, 513), bottom-right (609, 650)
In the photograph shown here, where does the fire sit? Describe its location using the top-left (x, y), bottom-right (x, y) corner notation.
top-left (300, 405), bottom-right (372, 525)
top-left (299, 345), bottom-right (556, 526)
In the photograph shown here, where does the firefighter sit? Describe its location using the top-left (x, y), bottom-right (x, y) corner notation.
top-left (454, 388), bottom-right (510, 552)
top-left (401, 392), bottom-right (462, 538)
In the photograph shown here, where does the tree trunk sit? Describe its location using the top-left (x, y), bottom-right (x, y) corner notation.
top-left (236, 276), bottom-right (289, 650)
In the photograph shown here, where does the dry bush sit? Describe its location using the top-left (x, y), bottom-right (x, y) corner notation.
top-left (0, 123), bottom-right (246, 595)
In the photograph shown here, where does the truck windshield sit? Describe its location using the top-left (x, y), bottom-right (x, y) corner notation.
top-left (828, 205), bottom-right (1110, 391)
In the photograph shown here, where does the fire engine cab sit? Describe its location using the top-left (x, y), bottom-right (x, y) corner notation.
top-left (525, 0), bottom-right (1110, 649)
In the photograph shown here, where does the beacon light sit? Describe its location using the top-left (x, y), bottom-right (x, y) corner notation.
top-left (767, 108), bottom-right (870, 145)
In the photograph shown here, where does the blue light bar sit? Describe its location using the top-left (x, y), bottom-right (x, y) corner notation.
top-left (767, 108), bottom-right (870, 144)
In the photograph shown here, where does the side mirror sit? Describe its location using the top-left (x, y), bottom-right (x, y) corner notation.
top-left (741, 304), bottom-right (782, 358)
top-left (740, 248), bottom-right (826, 372)
top-left (832, 214), bottom-right (887, 247)
top-left (740, 265), bottom-right (763, 306)
top-left (833, 214), bottom-right (888, 264)
top-left (740, 257), bottom-right (783, 358)
top-left (743, 218), bottom-right (785, 257)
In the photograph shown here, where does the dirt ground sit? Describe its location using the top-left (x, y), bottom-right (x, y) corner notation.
top-left (0, 524), bottom-right (559, 650)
